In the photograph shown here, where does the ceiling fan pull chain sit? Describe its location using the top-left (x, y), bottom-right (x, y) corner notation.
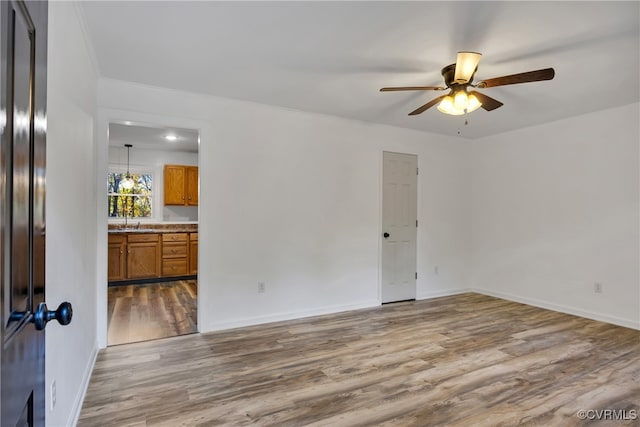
top-left (457, 114), bottom-right (469, 136)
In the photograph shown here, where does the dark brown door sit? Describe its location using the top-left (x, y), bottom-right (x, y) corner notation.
top-left (1, 2), bottom-right (70, 426)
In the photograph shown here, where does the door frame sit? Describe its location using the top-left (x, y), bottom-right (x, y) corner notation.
top-left (378, 150), bottom-right (419, 304)
top-left (95, 108), bottom-right (206, 348)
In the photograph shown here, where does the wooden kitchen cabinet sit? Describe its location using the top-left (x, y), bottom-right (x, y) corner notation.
top-left (164, 165), bottom-right (198, 206)
top-left (126, 233), bottom-right (161, 279)
top-left (189, 232), bottom-right (198, 275)
top-left (108, 230), bottom-right (198, 283)
top-left (108, 234), bottom-right (127, 281)
top-left (162, 233), bottom-right (189, 276)
top-left (186, 167), bottom-right (199, 205)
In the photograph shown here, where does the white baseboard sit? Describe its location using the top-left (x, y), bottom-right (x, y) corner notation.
top-left (204, 300), bottom-right (380, 332)
top-left (69, 341), bottom-right (99, 427)
top-left (473, 288), bottom-right (640, 330)
top-left (417, 288), bottom-right (472, 300)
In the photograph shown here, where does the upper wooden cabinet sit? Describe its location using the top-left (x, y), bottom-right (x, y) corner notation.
top-left (186, 167), bottom-right (199, 206)
top-left (164, 165), bottom-right (198, 206)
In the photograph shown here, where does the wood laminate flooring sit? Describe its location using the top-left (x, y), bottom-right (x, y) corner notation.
top-left (108, 280), bottom-right (197, 346)
top-left (81, 293), bottom-right (639, 426)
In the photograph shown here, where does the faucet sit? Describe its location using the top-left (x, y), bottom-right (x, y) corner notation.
top-left (123, 200), bottom-right (131, 229)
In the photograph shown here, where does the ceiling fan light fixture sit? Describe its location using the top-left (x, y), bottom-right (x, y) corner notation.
top-left (466, 94), bottom-right (482, 113)
top-left (454, 90), bottom-right (469, 110)
top-left (454, 51), bottom-right (482, 84)
top-left (437, 95), bottom-right (464, 116)
top-left (437, 90), bottom-right (482, 116)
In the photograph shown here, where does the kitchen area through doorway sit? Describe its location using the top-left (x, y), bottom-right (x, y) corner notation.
top-left (106, 122), bottom-right (199, 345)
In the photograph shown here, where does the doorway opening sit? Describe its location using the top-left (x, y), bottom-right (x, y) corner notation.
top-left (106, 121), bottom-right (199, 345)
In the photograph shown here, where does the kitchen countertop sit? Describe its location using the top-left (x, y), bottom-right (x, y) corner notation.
top-left (108, 223), bottom-right (198, 234)
top-left (108, 228), bottom-right (197, 234)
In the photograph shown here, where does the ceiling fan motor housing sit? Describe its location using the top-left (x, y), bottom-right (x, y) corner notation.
top-left (442, 63), bottom-right (476, 89)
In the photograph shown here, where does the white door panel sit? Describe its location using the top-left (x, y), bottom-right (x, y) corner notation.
top-left (381, 152), bottom-right (417, 303)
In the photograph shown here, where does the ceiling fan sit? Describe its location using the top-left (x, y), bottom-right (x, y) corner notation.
top-left (380, 52), bottom-right (555, 116)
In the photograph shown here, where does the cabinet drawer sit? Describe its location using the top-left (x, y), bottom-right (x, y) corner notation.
top-left (162, 259), bottom-right (188, 276)
top-left (189, 232), bottom-right (198, 241)
top-left (127, 233), bottom-right (159, 243)
top-left (163, 233), bottom-right (188, 242)
top-left (108, 234), bottom-right (126, 244)
top-left (162, 243), bottom-right (188, 258)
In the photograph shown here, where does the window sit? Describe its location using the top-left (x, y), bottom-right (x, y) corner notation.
top-left (108, 171), bottom-right (153, 218)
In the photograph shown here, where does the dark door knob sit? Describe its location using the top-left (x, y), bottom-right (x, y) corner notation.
top-left (32, 302), bottom-right (73, 330)
top-left (383, 232), bottom-right (390, 238)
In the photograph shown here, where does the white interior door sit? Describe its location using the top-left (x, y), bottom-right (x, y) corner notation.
top-left (381, 152), bottom-right (417, 303)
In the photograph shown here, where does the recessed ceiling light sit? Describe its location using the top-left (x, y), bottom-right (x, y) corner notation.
top-left (165, 135), bottom-right (177, 141)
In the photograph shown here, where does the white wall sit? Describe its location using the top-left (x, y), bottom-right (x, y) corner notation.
top-left (108, 145), bottom-right (198, 222)
top-left (471, 103), bottom-right (640, 329)
top-left (46, 3), bottom-right (98, 426)
top-left (96, 79), bottom-right (472, 340)
top-left (94, 79), bottom-right (638, 371)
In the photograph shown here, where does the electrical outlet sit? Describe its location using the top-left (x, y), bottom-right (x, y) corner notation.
top-left (594, 283), bottom-right (603, 293)
top-left (50, 380), bottom-right (56, 411)
top-left (258, 282), bottom-right (266, 293)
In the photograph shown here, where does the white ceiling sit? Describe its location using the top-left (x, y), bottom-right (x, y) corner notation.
top-left (80, 1), bottom-right (639, 139)
top-left (108, 122), bottom-right (199, 152)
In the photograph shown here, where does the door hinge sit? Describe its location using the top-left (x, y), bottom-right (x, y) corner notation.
top-left (415, 272), bottom-right (418, 280)
top-left (416, 167), bottom-right (419, 175)
top-left (416, 219), bottom-right (418, 227)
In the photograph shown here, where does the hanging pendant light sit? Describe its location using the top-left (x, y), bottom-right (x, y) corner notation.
top-left (119, 144), bottom-right (134, 190)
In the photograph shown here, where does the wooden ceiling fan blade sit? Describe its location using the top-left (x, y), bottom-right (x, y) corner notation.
top-left (469, 91), bottom-right (503, 111)
top-left (408, 95), bottom-right (446, 116)
top-left (476, 68), bottom-right (555, 88)
top-left (380, 86), bottom-right (446, 92)
top-left (454, 51), bottom-right (482, 84)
